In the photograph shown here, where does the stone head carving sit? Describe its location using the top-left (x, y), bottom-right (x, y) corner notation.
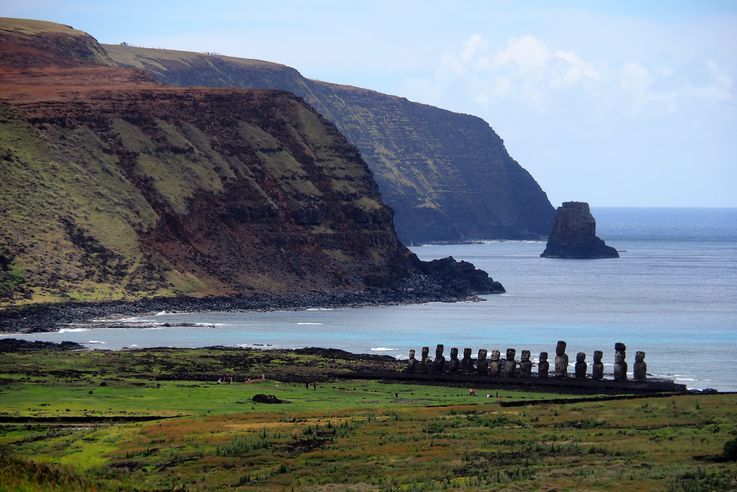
top-left (408, 349), bottom-right (416, 359)
top-left (503, 348), bottom-right (517, 376)
top-left (574, 352), bottom-right (587, 379)
top-left (634, 351), bottom-right (647, 381)
top-left (556, 341), bottom-right (567, 356)
top-left (614, 342), bottom-right (628, 381)
top-left (478, 349), bottom-right (488, 361)
top-left (491, 349), bottom-right (500, 361)
top-left (519, 350), bottom-right (532, 377)
top-left (538, 351), bottom-right (550, 378)
top-left (421, 346), bottom-right (429, 359)
top-left (592, 350), bottom-right (604, 380)
top-left (450, 347), bottom-right (459, 359)
top-left (463, 348), bottom-right (472, 359)
top-left (435, 344), bottom-right (444, 358)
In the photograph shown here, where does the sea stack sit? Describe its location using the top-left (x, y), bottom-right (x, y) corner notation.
top-left (541, 202), bottom-right (619, 259)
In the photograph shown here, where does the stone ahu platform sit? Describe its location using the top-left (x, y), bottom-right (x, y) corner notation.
top-left (344, 341), bottom-right (687, 395)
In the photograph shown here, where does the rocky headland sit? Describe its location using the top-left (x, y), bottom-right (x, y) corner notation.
top-left (540, 202), bottom-right (619, 259)
top-left (0, 18), bottom-right (503, 316)
top-left (104, 43), bottom-right (554, 243)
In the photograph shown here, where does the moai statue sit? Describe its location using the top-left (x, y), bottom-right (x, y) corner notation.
top-left (503, 348), bottom-right (517, 377)
top-left (405, 349), bottom-right (419, 372)
top-left (420, 346), bottom-right (431, 374)
top-left (476, 349), bottom-right (489, 375)
top-left (614, 342), bottom-right (627, 381)
top-left (489, 350), bottom-right (501, 377)
top-left (591, 350), bottom-right (604, 380)
top-left (575, 352), bottom-right (587, 380)
top-left (519, 350), bottom-right (533, 377)
top-left (634, 351), bottom-right (647, 381)
top-left (433, 344), bottom-right (446, 373)
top-left (554, 340), bottom-right (569, 378)
top-left (538, 352), bottom-right (549, 378)
top-left (448, 348), bottom-right (460, 373)
top-left (461, 348), bottom-right (474, 373)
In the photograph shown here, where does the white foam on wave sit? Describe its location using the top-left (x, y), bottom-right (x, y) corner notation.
top-left (87, 340), bottom-right (106, 345)
top-left (306, 308), bottom-right (334, 311)
top-left (371, 347), bottom-right (397, 352)
top-left (58, 327), bottom-right (89, 333)
top-left (297, 322), bottom-right (323, 325)
top-left (154, 311), bottom-right (172, 316)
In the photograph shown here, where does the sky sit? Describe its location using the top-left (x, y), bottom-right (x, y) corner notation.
top-left (2, 0), bottom-right (736, 207)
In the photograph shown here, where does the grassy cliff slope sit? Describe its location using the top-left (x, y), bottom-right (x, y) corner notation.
top-left (105, 44), bottom-right (555, 243)
top-left (0, 19), bottom-right (431, 305)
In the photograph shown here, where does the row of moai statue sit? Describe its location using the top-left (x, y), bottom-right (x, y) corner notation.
top-left (405, 341), bottom-right (647, 381)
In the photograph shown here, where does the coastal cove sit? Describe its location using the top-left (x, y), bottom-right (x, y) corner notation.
top-left (3, 208), bottom-right (737, 391)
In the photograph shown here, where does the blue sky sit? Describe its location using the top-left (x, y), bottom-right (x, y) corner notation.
top-left (2, 0), bottom-right (736, 207)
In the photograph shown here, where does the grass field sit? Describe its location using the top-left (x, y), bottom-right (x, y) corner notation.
top-left (0, 346), bottom-right (736, 490)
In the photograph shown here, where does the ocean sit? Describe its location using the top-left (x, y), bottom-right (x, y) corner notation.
top-left (4, 208), bottom-right (737, 390)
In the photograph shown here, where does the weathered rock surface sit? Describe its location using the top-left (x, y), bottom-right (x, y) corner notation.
top-left (104, 44), bottom-right (555, 244)
top-left (541, 202), bottom-right (619, 259)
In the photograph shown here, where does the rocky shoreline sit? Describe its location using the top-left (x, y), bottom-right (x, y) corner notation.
top-left (1, 256), bottom-right (504, 334)
top-left (0, 283), bottom-right (485, 335)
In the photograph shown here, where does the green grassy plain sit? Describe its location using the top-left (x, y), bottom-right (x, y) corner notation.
top-left (0, 347), bottom-right (736, 491)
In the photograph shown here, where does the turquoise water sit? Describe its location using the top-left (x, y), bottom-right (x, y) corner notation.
top-left (4, 208), bottom-right (737, 390)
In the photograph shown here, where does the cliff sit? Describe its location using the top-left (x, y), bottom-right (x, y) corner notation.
top-left (540, 202), bottom-right (619, 259)
top-left (104, 44), bottom-right (555, 243)
top-left (0, 18), bottom-right (502, 305)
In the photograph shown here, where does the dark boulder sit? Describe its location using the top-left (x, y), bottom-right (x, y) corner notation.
top-left (419, 257), bottom-right (505, 295)
top-left (252, 394), bottom-right (285, 404)
top-left (541, 202), bottom-right (619, 259)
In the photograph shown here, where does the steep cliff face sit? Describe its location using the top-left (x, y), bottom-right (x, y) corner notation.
top-left (0, 20), bottom-right (422, 304)
top-left (104, 45), bottom-right (554, 243)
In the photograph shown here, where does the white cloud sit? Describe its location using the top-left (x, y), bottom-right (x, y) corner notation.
top-left (401, 34), bottom-right (735, 116)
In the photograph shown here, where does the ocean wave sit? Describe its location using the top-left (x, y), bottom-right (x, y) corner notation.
top-left (87, 340), bottom-right (106, 344)
top-left (297, 322), bottom-right (323, 325)
top-left (370, 347), bottom-right (397, 352)
top-left (59, 327), bottom-right (89, 333)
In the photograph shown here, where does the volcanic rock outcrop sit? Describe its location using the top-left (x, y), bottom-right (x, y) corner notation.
top-left (541, 202), bottom-right (619, 259)
top-left (104, 44), bottom-right (554, 243)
